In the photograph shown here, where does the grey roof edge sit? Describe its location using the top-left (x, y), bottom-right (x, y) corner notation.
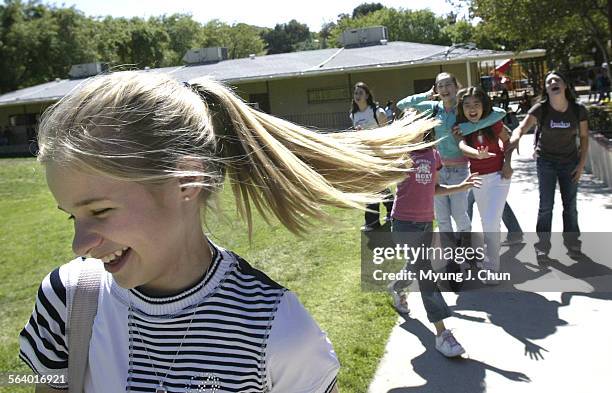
top-left (0, 47), bottom-right (546, 108)
top-left (220, 48), bottom-right (547, 84)
top-left (0, 97), bottom-right (59, 109)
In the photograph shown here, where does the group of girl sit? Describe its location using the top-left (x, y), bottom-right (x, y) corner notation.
top-left (350, 69), bottom-right (588, 359)
top-left (350, 73), bottom-right (512, 358)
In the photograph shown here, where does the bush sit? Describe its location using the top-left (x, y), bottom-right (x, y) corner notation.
top-left (586, 104), bottom-right (612, 139)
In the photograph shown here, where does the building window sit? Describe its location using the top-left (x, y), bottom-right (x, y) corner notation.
top-left (307, 86), bottom-right (350, 104)
top-left (249, 93), bottom-right (270, 113)
top-left (413, 78), bottom-right (436, 95)
top-left (9, 113), bottom-right (38, 126)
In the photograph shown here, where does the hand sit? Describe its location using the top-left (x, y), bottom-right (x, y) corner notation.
top-left (426, 85), bottom-right (439, 100)
top-left (501, 165), bottom-right (513, 179)
top-left (475, 146), bottom-right (496, 159)
top-left (451, 125), bottom-right (462, 140)
top-left (461, 172), bottom-right (482, 190)
top-left (524, 341), bottom-right (549, 360)
top-left (507, 134), bottom-right (521, 151)
top-left (571, 163), bottom-right (584, 183)
top-left (497, 370), bottom-right (531, 382)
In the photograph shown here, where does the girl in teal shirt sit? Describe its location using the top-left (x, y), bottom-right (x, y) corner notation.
top-left (397, 73), bottom-right (505, 286)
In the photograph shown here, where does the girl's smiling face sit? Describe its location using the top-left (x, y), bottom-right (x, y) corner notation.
top-left (46, 163), bottom-right (198, 294)
top-left (462, 95), bottom-right (484, 123)
top-left (435, 76), bottom-right (458, 103)
top-left (545, 74), bottom-right (566, 97)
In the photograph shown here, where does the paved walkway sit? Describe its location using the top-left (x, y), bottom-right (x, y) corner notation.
top-left (368, 135), bottom-right (612, 393)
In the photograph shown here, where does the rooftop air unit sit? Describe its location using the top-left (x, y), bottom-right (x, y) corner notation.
top-left (341, 26), bottom-right (388, 48)
top-left (182, 47), bottom-right (229, 64)
top-left (68, 62), bottom-right (109, 79)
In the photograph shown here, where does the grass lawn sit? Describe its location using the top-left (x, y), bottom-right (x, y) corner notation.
top-left (0, 157), bottom-right (397, 393)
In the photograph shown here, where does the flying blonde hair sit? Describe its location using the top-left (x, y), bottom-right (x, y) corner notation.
top-left (38, 71), bottom-right (436, 235)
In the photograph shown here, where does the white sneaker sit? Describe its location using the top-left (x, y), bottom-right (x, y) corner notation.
top-left (435, 330), bottom-right (465, 357)
top-left (387, 283), bottom-right (410, 314)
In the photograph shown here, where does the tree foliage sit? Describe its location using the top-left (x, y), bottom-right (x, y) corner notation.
top-left (261, 19), bottom-right (312, 54)
top-left (352, 3), bottom-right (384, 19)
top-left (4, 0), bottom-right (606, 95)
top-left (328, 8), bottom-right (453, 47)
top-left (0, 0), bottom-right (266, 93)
top-left (455, 0), bottom-right (610, 69)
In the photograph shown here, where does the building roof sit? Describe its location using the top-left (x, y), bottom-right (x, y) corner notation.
top-left (0, 41), bottom-right (545, 108)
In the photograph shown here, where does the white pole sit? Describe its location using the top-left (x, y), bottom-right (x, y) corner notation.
top-left (466, 61), bottom-right (472, 86)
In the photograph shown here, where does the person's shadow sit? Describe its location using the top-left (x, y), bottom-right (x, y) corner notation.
top-left (455, 242), bottom-right (552, 292)
top-left (452, 288), bottom-right (567, 361)
top-left (387, 317), bottom-right (530, 393)
top-left (520, 233), bottom-right (612, 305)
top-left (554, 250), bottom-right (612, 306)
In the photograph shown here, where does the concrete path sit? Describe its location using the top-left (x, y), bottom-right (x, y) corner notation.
top-left (368, 135), bottom-right (612, 393)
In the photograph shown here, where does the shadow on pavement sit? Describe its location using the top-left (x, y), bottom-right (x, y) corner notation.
top-left (388, 317), bottom-right (530, 393)
top-left (452, 290), bottom-right (567, 361)
top-left (557, 251), bottom-right (612, 305)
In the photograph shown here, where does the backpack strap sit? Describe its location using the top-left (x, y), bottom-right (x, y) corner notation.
top-left (432, 104), bottom-right (440, 118)
top-left (67, 260), bottom-right (104, 393)
top-left (372, 105), bottom-right (381, 126)
top-left (428, 104), bottom-right (440, 139)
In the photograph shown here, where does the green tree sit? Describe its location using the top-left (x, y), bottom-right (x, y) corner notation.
top-left (328, 8), bottom-right (452, 47)
top-left (0, 1), bottom-right (297, 93)
top-left (442, 19), bottom-right (475, 45)
top-left (201, 19), bottom-right (230, 47)
top-left (457, 0), bottom-right (610, 71)
top-left (0, 1), bottom-right (98, 92)
top-left (319, 21), bottom-right (336, 48)
top-left (352, 2), bottom-right (384, 18)
top-left (224, 23), bottom-right (266, 59)
top-left (161, 13), bottom-right (205, 65)
top-left (262, 19), bottom-right (312, 54)
top-left (199, 20), bottom-right (265, 59)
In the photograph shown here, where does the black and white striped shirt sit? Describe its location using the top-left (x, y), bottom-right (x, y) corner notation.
top-left (19, 243), bottom-right (339, 392)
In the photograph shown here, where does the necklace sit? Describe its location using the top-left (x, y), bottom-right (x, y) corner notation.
top-left (128, 249), bottom-right (214, 392)
top-left (129, 303), bottom-right (199, 392)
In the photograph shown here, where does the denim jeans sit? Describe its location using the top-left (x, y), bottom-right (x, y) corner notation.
top-left (468, 189), bottom-right (523, 236)
top-left (364, 188), bottom-right (394, 226)
top-left (434, 165), bottom-right (471, 233)
top-left (535, 157), bottom-right (581, 254)
top-left (391, 219), bottom-right (452, 323)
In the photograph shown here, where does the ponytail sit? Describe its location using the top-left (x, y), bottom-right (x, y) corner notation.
top-left (191, 77), bottom-right (434, 234)
top-left (37, 71), bottom-right (436, 237)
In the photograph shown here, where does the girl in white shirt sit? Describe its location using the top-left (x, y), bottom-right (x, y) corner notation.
top-left (349, 82), bottom-right (392, 231)
top-left (19, 72), bottom-right (433, 393)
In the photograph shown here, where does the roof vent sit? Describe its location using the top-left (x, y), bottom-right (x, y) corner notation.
top-left (68, 62), bottom-right (109, 79)
top-left (182, 47), bottom-right (228, 64)
top-left (341, 26), bottom-right (388, 48)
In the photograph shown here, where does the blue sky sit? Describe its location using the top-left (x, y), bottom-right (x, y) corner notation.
top-left (46, 0), bottom-right (465, 30)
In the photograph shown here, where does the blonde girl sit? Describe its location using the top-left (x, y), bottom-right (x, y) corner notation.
top-left (19, 71), bottom-right (433, 393)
